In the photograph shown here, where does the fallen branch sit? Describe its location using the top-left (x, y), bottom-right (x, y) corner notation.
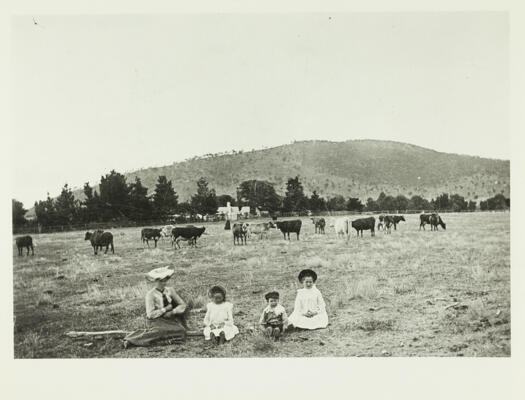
top-left (66, 330), bottom-right (129, 338)
top-left (444, 303), bottom-right (461, 310)
top-left (66, 330), bottom-right (203, 338)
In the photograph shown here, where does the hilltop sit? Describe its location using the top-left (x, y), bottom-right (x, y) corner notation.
top-left (113, 140), bottom-right (509, 202)
top-left (62, 139), bottom-right (508, 205)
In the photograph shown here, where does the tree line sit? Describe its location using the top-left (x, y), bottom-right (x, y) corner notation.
top-left (12, 172), bottom-right (510, 230)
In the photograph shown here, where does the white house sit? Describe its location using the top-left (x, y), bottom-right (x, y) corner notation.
top-left (217, 202), bottom-right (241, 220)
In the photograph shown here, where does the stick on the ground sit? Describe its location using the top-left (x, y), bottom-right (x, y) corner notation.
top-left (66, 330), bottom-right (203, 338)
top-left (444, 303), bottom-right (461, 310)
top-left (66, 330), bottom-right (129, 338)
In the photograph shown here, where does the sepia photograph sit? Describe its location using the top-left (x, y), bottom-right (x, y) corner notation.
top-left (9, 10), bottom-right (512, 362)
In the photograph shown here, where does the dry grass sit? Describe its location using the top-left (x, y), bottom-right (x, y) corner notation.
top-left (12, 212), bottom-right (510, 358)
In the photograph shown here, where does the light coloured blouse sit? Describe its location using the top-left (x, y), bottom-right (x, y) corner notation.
top-left (203, 301), bottom-right (235, 328)
top-left (145, 287), bottom-right (185, 319)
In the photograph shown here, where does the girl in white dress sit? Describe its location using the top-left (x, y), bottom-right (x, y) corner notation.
top-left (288, 269), bottom-right (329, 330)
top-left (203, 286), bottom-right (239, 344)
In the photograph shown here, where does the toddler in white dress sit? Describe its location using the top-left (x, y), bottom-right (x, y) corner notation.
top-left (203, 285), bottom-right (239, 344)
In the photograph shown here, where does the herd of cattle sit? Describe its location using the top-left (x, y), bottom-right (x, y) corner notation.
top-left (14, 213), bottom-right (447, 256)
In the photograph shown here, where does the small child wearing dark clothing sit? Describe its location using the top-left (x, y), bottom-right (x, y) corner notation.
top-left (259, 291), bottom-right (288, 340)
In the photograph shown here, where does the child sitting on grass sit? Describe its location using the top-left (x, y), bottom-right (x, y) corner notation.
top-left (203, 285), bottom-right (239, 345)
top-left (287, 269), bottom-right (328, 330)
top-left (259, 291), bottom-right (288, 340)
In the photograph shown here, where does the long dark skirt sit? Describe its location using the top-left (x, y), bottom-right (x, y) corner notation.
top-left (124, 315), bottom-right (186, 347)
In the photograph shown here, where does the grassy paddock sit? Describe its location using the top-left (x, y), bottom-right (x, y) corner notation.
top-left (12, 212), bottom-right (510, 358)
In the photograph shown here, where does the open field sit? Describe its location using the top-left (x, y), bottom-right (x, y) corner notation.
top-left (12, 212), bottom-right (510, 358)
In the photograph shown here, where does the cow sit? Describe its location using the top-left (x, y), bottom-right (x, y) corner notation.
top-left (430, 214), bottom-right (446, 231)
top-left (351, 217), bottom-right (376, 237)
top-left (233, 222), bottom-right (249, 245)
top-left (419, 213), bottom-right (433, 230)
top-left (274, 220), bottom-right (302, 240)
top-left (377, 215), bottom-right (386, 231)
top-left (391, 215), bottom-right (406, 230)
top-left (171, 226), bottom-right (206, 249)
top-left (141, 228), bottom-right (162, 248)
top-left (382, 215), bottom-right (393, 234)
top-left (160, 225), bottom-right (175, 238)
top-left (248, 221), bottom-right (276, 240)
top-left (311, 217), bottom-right (326, 234)
top-left (334, 217), bottom-right (350, 239)
top-left (84, 230), bottom-right (114, 255)
top-left (15, 235), bottom-right (34, 256)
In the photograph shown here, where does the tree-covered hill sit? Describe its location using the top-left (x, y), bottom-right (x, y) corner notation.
top-left (74, 139), bottom-right (510, 203)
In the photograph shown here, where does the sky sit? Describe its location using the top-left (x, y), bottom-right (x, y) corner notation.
top-left (11, 12), bottom-right (509, 206)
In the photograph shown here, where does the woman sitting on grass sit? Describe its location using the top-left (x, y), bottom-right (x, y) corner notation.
top-left (123, 266), bottom-right (188, 348)
top-left (203, 285), bottom-right (239, 345)
top-left (287, 269), bottom-right (328, 330)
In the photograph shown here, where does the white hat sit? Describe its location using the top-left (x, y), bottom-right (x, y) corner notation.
top-left (146, 266), bottom-right (174, 282)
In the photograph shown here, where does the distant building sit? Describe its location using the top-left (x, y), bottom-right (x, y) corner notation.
top-left (217, 202), bottom-right (241, 220)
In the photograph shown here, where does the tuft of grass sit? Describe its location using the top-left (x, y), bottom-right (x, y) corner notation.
top-left (301, 255), bottom-right (330, 270)
top-left (469, 265), bottom-right (497, 282)
top-left (347, 277), bottom-right (379, 300)
top-left (252, 335), bottom-right (275, 353)
top-left (81, 282), bottom-right (148, 305)
top-left (355, 318), bottom-right (394, 332)
top-left (35, 292), bottom-right (53, 307)
top-left (333, 253), bottom-right (353, 270)
top-left (393, 281), bottom-right (416, 295)
top-left (186, 294), bottom-right (208, 311)
top-left (19, 331), bottom-right (41, 358)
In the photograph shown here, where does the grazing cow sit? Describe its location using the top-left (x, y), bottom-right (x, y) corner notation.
top-left (171, 226), bottom-right (206, 248)
top-left (391, 215), bottom-right (406, 230)
top-left (233, 222), bottom-right (249, 245)
top-left (141, 228), bottom-right (162, 248)
top-left (377, 215), bottom-right (385, 231)
top-left (311, 217), bottom-right (326, 234)
top-left (334, 217), bottom-right (350, 239)
top-left (248, 221), bottom-right (276, 240)
top-left (351, 217), bottom-right (376, 237)
top-left (85, 230), bottom-right (114, 255)
top-left (274, 220), bottom-right (302, 240)
top-left (382, 215), bottom-right (393, 234)
top-left (16, 235), bottom-right (34, 256)
top-left (430, 214), bottom-right (446, 231)
top-left (419, 213), bottom-right (433, 230)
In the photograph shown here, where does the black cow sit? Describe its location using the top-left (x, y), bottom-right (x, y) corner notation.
top-left (141, 228), bottom-right (162, 248)
top-left (274, 220), bottom-right (302, 240)
top-left (232, 223), bottom-right (249, 245)
top-left (311, 217), bottom-right (326, 234)
top-left (391, 215), bottom-right (406, 230)
top-left (85, 230), bottom-right (114, 255)
top-left (351, 217), bottom-right (376, 237)
top-left (430, 214), bottom-right (446, 231)
top-left (419, 213), bottom-right (433, 230)
top-left (16, 235), bottom-right (34, 256)
top-left (171, 226), bottom-right (206, 248)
